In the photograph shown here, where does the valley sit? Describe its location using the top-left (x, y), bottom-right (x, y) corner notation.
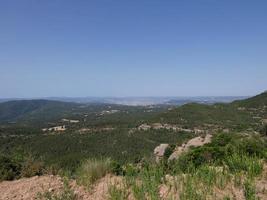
top-left (0, 92), bottom-right (267, 199)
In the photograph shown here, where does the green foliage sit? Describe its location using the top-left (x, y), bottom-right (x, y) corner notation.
top-left (110, 161), bottom-right (123, 176)
top-left (155, 92), bottom-right (267, 131)
top-left (179, 175), bottom-right (206, 200)
top-left (0, 155), bottom-right (21, 181)
top-left (0, 153), bottom-right (46, 181)
top-left (233, 92), bottom-right (267, 108)
top-left (108, 184), bottom-right (128, 200)
top-left (123, 162), bottom-right (164, 200)
top-left (0, 100), bottom-right (78, 125)
top-left (156, 102), bottom-right (258, 131)
top-left (225, 153), bottom-right (263, 178)
top-left (20, 156), bottom-right (44, 177)
top-left (163, 144), bottom-right (175, 160)
top-left (195, 165), bottom-right (230, 190)
top-left (0, 129), bottom-right (191, 174)
top-left (0, 93), bottom-right (266, 199)
top-left (123, 163), bottom-right (139, 177)
top-left (76, 158), bottom-right (112, 188)
top-left (243, 179), bottom-right (259, 200)
top-left (171, 133), bottom-right (267, 172)
top-left (131, 181), bottom-right (146, 200)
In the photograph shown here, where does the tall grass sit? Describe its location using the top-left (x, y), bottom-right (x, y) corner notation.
top-left (108, 184), bottom-right (128, 200)
top-left (243, 179), bottom-right (258, 200)
top-left (179, 175), bottom-right (206, 200)
top-left (122, 163), bottom-right (164, 200)
top-left (178, 164), bottom-right (231, 200)
top-left (225, 153), bottom-right (263, 178)
top-left (76, 158), bottom-right (112, 188)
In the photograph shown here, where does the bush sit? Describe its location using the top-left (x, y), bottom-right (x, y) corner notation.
top-left (237, 137), bottom-right (266, 157)
top-left (21, 157), bottom-right (45, 177)
top-left (76, 158), bottom-right (112, 188)
top-left (163, 144), bottom-right (175, 160)
top-left (212, 133), bottom-right (235, 147)
top-left (0, 155), bottom-right (21, 181)
top-left (174, 146), bottom-right (225, 171)
top-left (110, 161), bottom-right (123, 176)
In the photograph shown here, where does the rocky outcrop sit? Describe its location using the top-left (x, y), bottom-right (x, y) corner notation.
top-left (154, 144), bottom-right (169, 162)
top-left (138, 123), bottom-right (206, 134)
top-left (168, 134), bottom-right (212, 161)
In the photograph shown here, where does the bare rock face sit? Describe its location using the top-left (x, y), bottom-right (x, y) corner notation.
top-left (138, 124), bottom-right (151, 131)
top-left (154, 144), bottom-right (169, 162)
top-left (168, 134), bottom-right (213, 161)
top-left (184, 134), bottom-right (212, 150)
top-left (168, 146), bottom-right (184, 161)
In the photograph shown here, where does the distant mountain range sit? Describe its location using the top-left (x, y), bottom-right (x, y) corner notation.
top-left (0, 96), bottom-right (248, 106)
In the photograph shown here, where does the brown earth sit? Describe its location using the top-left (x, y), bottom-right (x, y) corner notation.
top-left (1, 167), bottom-right (267, 200)
top-left (0, 174), bottom-right (122, 200)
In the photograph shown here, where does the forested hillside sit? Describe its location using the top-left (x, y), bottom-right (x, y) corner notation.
top-left (0, 92), bottom-right (267, 199)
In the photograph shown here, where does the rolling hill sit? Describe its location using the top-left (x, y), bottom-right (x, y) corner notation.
top-left (154, 92), bottom-right (267, 131)
top-left (0, 100), bottom-right (78, 123)
top-left (0, 92), bottom-right (266, 131)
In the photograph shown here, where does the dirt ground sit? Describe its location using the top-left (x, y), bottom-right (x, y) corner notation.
top-left (0, 169), bottom-right (267, 200)
top-left (0, 174), bottom-right (122, 200)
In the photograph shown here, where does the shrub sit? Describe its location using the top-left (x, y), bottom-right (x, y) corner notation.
top-left (238, 137), bottom-right (266, 157)
top-left (212, 133), bottom-right (235, 147)
top-left (110, 161), bottom-right (123, 176)
top-left (0, 155), bottom-right (21, 181)
top-left (123, 164), bottom-right (139, 177)
top-left (163, 144), bottom-right (175, 160)
top-left (21, 157), bottom-right (45, 177)
top-left (174, 146), bottom-right (225, 171)
top-left (76, 158), bottom-right (112, 188)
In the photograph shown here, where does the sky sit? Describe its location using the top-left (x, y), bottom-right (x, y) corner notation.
top-left (0, 0), bottom-right (267, 98)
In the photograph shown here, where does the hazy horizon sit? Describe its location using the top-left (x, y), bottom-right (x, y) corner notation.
top-left (1, 1), bottom-right (267, 98)
top-left (0, 95), bottom-right (251, 99)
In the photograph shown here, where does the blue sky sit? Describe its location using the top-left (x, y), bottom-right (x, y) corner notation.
top-left (0, 0), bottom-right (267, 97)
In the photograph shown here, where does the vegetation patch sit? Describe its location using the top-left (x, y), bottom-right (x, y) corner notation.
top-left (76, 158), bottom-right (112, 188)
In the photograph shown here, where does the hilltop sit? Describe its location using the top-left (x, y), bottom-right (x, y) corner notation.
top-left (232, 91), bottom-right (267, 108)
top-left (154, 91), bottom-right (267, 132)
